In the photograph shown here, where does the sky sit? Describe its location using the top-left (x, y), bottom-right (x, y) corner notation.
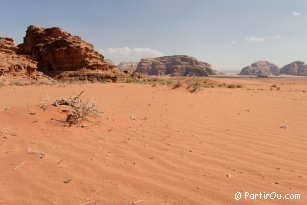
top-left (0, 0), bottom-right (306, 70)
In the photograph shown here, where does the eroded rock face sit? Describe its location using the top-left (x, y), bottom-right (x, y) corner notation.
top-left (18, 25), bottom-right (117, 81)
top-left (118, 62), bottom-right (138, 73)
top-left (280, 61), bottom-right (307, 76)
top-left (0, 37), bottom-right (17, 52)
top-left (0, 37), bottom-right (38, 78)
top-left (135, 55), bottom-right (215, 76)
top-left (239, 61), bottom-right (280, 76)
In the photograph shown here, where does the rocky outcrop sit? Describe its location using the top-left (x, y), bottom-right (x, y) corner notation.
top-left (18, 25), bottom-right (121, 81)
top-left (118, 62), bottom-right (138, 73)
top-left (280, 61), bottom-right (307, 76)
top-left (0, 37), bottom-right (17, 52)
top-left (135, 55), bottom-right (215, 76)
top-left (0, 37), bottom-right (39, 78)
top-left (239, 61), bottom-right (280, 76)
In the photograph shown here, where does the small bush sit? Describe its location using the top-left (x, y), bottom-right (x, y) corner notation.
top-left (186, 82), bottom-right (201, 93)
top-left (271, 84), bottom-right (277, 88)
top-left (125, 79), bottom-right (133, 83)
top-left (227, 84), bottom-right (236, 89)
top-left (53, 91), bottom-right (101, 126)
top-left (66, 99), bottom-right (100, 126)
top-left (171, 81), bottom-right (183, 89)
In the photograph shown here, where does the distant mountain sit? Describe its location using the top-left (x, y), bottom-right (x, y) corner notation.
top-left (135, 55), bottom-right (215, 76)
top-left (239, 61), bottom-right (280, 76)
top-left (280, 61), bottom-right (307, 76)
top-left (117, 62), bottom-right (138, 72)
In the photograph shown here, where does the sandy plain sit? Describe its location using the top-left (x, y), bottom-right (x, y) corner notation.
top-left (0, 77), bottom-right (306, 205)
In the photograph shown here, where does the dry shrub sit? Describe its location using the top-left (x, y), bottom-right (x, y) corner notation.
top-left (186, 82), bottom-right (201, 93)
top-left (66, 99), bottom-right (100, 126)
top-left (53, 91), bottom-right (101, 126)
top-left (224, 84), bottom-right (242, 89)
top-left (270, 84), bottom-right (281, 91)
top-left (227, 84), bottom-right (236, 89)
top-left (151, 83), bottom-right (157, 87)
top-left (171, 81), bottom-right (183, 89)
top-left (271, 84), bottom-right (277, 88)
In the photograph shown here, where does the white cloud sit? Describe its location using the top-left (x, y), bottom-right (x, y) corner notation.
top-left (230, 40), bottom-right (237, 45)
top-left (245, 35), bottom-right (281, 43)
top-left (100, 47), bottom-right (164, 64)
top-left (292, 11), bottom-right (302, 16)
top-left (245, 36), bottom-right (268, 43)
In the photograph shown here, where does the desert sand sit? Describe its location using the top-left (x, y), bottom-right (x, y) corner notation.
top-left (0, 77), bottom-right (306, 205)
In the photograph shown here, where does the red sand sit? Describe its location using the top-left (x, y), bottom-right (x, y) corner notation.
top-left (0, 78), bottom-right (306, 204)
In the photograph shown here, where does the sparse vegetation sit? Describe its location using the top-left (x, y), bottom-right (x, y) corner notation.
top-left (227, 84), bottom-right (236, 89)
top-left (171, 81), bottom-right (183, 89)
top-left (186, 82), bottom-right (202, 93)
top-left (53, 91), bottom-right (101, 126)
top-left (271, 84), bottom-right (281, 91)
top-left (271, 84), bottom-right (277, 88)
top-left (124, 76), bottom-right (243, 92)
top-left (2, 79), bottom-right (54, 87)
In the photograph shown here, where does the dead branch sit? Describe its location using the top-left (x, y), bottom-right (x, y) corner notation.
top-left (14, 161), bottom-right (25, 170)
top-left (53, 91), bottom-right (84, 107)
top-left (80, 200), bottom-right (96, 205)
top-left (27, 148), bottom-right (45, 159)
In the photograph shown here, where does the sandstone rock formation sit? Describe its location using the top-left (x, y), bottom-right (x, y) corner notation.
top-left (118, 62), bottom-right (138, 73)
top-left (18, 25), bottom-right (122, 82)
top-left (0, 37), bottom-right (38, 78)
top-left (280, 61), bottom-right (307, 76)
top-left (135, 55), bottom-right (215, 76)
top-left (239, 61), bottom-right (280, 76)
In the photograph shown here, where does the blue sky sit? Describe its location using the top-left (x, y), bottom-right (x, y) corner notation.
top-left (0, 0), bottom-right (306, 69)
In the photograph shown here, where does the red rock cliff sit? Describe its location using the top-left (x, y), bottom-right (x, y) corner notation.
top-left (18, 25), bottom-right (118, 80)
